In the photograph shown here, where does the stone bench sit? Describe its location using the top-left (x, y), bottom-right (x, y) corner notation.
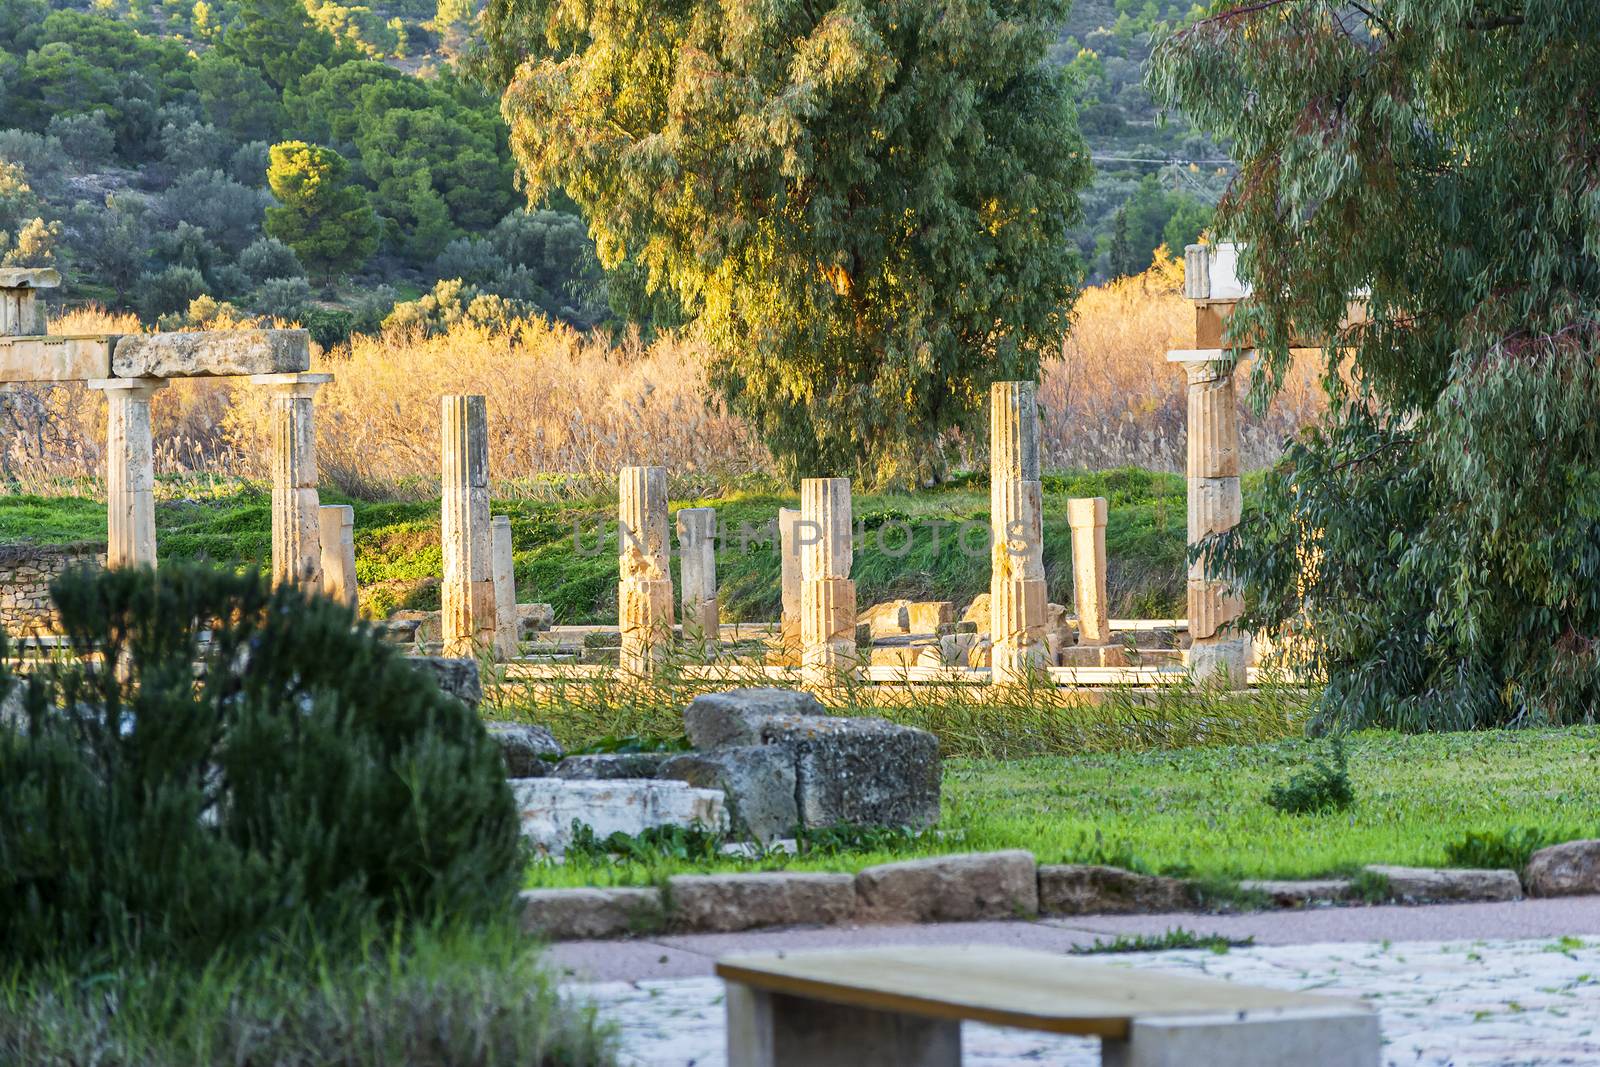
top-left (716, 945), bottom-right (1377, 1066)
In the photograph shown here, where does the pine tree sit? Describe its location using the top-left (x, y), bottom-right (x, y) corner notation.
top-left (264, 141), bottom-right (379, 282)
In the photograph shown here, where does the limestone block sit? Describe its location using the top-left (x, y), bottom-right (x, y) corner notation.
top-left (491, 515), bottom-right (518, 659)
top-left (519, 887), bottom-right (664, 940)
top-left (1238, 879), bottom-right (1357, 907)
top-left (554, 752), bottom-right (669, 779)
top-left (113, 329), bottom-right (310, 378)
top-left (0, 336), bottom-right (112, 382)
top-left (683, 687), bottom-right (826, 749)
top-left (1037, 864), bottom-right (1196, 916)
top-left (516, 602), bottom-right (555, 635)
top-left (1188, 636), bottom-right (1250, 685)
top-left (0, 267), bottom-right (61, 289)
top-left (675, 506), bottom-right (718, 637)
top-left (318, 504), bottom-right (357, 608)
top-left (860, 599), bottom-right (912, 637)
top-left (667, 872), bottom-right (855, 933)
top-left (1107, 1008), bottom-right (1379, 1067)
top-left (777, 507), bottom-right (802, 641)
top-left (1043, 602), bottom-right (1075, 663)
top-left (799, 478), bottom-right (852, 580)
top-left (658, 747), bottom-right (799, 844)
top-left (1364, 865), bottom-right (1522, 903)
top-left (510, 778), bottom-right (728, 856)
top-left (1524, 839), bottom-right (1600, 897)
top-left (759, 714), bottom-right (940, 830)
top-left (485, 722), bottom-right (563, 776)
top-left (961, 593), bottom-right (990, 632)
top-left (855, 850), bottom-right (1037, 923)
top-left (412, 655), bottom-right (483, 709)
top-left (905, 601), bottom-right (954, 633)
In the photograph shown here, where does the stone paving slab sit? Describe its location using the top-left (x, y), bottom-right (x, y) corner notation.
top-left (569, 936), bottom-right (1600, 1066)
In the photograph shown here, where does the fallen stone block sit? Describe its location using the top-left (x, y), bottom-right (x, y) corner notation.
top-left (553, 752), bottom-right (668, 779)
top-left (517, 602), bottom-right (555, 636)
top-left (658, 747), bottom-right (798, 844)
top-left (510, 778), bottom-right (727, 855)
top-left (412, 655), bottom-right (482, 709)
top-left (1365, 864), bottom-right (1522, 903)
top-left (1238, 879), bottom-right (1356, 907)
top-left (905, 601), bottom-right (954, 633)
top-left (960, 593), bottom-right (989, 632)
top-left (860, 599), bottom-right (911, 637)
top-left (683, 687), bottom-right (825, 749)
top-left (519, 887), bottom-right (664, 940)
top-left (1037, 864), bottom-right (1196, 915)
top-left (855, 850), bottom-right (1037, 923)
top-left (111, 328), bottom-right (310, 378)
top-left (486, 722), bottom-right (563, 777)
top-left (1524, 839), bottom-right (1600, 897)
top-left (1057, 645), bottom-right (1129, 668)
top-left (761, 714), bottom-right (940, 830)
top-left (667, 872), bottom-right (856, 933)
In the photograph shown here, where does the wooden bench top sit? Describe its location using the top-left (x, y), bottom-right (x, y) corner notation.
top-left (715, 946), bottom-right (1368, 1039)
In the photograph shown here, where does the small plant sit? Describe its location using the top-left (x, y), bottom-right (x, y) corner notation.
top-left (564, 733), bottom-right (691, 757)
top-left (794, 823), bottom-right (938, 856)
top-left (1071, 927), bottom-right (1254, 956)
top-left (1348, 869), bottom-right (1393, 904)
top-left (1265, 739), bottom-right (1354, 815)
top-left (564, 822), bottom-right (725, 863)
top-left (1444, 827), bottom-right (1556, 871)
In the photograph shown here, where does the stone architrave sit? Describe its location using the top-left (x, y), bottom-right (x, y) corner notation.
top-left (799, 478), bottom-right (859, 686)
top-left (989, 381), bottom-right (1047, 684)
top-left (87, 377), bottom-right (168, 569)
top-left (441, 395), bottom-right (496, 656)
top-left (318, 504), bottom-right (357, 608)
top-left (778, 507), bottom-right (802, 648)
top-left (114, 329), bottom-right (310, 378)
top-left (1067, 496), bottom-right (1110, 647)
top-left (253, 372), bottom-right (332, 589)
top-left (491, 514), bottom-right (519, 659)
top-left (0, 267), bottom-right (58, 337)
top-left (676, 506), bottom-right (719, 641)
top-left (618, 465), bottom-right (673, 674)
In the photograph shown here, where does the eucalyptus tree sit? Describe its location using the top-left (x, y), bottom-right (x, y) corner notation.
top-left (1153, 3), bottom-right (1600, 729)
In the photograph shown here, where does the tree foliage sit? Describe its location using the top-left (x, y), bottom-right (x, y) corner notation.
top-left (1152, 2), bottom-right (1600, 729)
top-left (265, 140), bottom-right (378, 279)
top-left (481, 0), bottom-right (1092, 483)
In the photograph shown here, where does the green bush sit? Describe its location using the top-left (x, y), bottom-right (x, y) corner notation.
top-left (1264, 740), bottom-right (1354, 815)
top-left (0, 562), bottom-right (523, 969)
top-left (1444, 827), bottom-right (1558, 872)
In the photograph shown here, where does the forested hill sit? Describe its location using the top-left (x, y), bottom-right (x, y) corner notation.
top-left (0, 0), bottom-right (1222, 341)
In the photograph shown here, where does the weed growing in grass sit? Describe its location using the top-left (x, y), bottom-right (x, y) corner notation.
top-left (1348, 869), bottom-right (1393, 904)
top-left (1265, 739), bottom-right (1354, 815)
top-left (1070, 928), bottom-right (1255, 956)
top-left (1444, 827), bottom-right (1564, 872)
top-left (565, 823), bottom-right (724, 864)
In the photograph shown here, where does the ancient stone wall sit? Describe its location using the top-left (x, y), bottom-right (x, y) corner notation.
top-left (0, 542), bottom-right (105, 635)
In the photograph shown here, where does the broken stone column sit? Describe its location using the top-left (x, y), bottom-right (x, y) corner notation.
top-left (799, 477), bottom-right (859, 686)
top-left (88, 377), bottom-right (168, 569)
top-left (778, 507), bottom-right (802, 648)
top-left (0, 267), bottom-right (57, 336)
top-left (618, 465), bottom-right (673, 674)
top-left (989, 381), bottom-right (1048, 684)
top-left (318, 504), bottom-right (357, 608)
top-left (491, 514), bottom-right (518, 660)
top-left (1067, 496), bottom-right (1110, 647)
top-left (253, 372), bottom-right (332, 589)
top-left (1178, 355), bottom-right (1247, 684)
top-left (676, 506), bottom-right (719, 641)
top-left (441, 394), bottom-right (496, 657)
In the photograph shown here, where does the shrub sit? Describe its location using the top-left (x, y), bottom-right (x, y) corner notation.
top-left (0, 562), bottom-right (523, 969)
top-left (1264, 740), bottom-right (1354, 815)
top-left (240, 235), bottom-right (306, 284)
top-left (137, 264), bottom-right (208, 319)
top-left (1444, 827), bottom-right (1559, 872)
top-left (250, 275), bottom-right (314, 318)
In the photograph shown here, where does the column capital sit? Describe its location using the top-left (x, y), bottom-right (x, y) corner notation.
top-left (87, 376), bottom-right (169, 395)
top-left (250, 371), bottom-right (333, 397)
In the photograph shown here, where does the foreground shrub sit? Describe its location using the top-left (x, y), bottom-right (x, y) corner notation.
top-left (1264, 741), bottom-right (1354, 815)
top-left (1444, 827), bottom-right (1560, 873)
top-left (0, 562), bottom-right (522, 969)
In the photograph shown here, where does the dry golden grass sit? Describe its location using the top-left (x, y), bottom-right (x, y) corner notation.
top-left (3, 261), bottom-right (1329, 499)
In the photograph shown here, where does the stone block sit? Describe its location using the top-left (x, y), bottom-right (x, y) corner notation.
top-left (658, 747), bottom-right (798, 844)
top-left (1107, 1006), bottom-right (1380, 1067)
top-left (1037, 864), bottom-right (1195, 915)
top-left (761, 714), bottom-right (940, 830)
top-left (0, 336), bottom-right (113, 383)
top-left (860, 599), bottom-right (911, 637)
top-left (111, 328), bottom-right (310, 378)
top-left (1365, 864), bottom-right (1522, 903)
top-left (486, 722), bottom-right (564, 777)
top-left (960, 593), bottom-right (989, 631)
top-left (519, 887), bottom-right (664, 940)
top-left (667, 872), bottom-right (856, 933)
top-left (1239, 879), bottom-right (1356, 907)
top-left (905, 601), bottom-right (954, 633)
top-left (855, 851), bottom-right (1037, 923)
top-left (1189, 637), bottom-right (1250, 685)
top-left (412, 655), bottom-right (482, 709)
top-left (0, 267), bottom-right (60, 289)
top-left (1524, 839), bottom-right (1600, 897)
top-left (683, 687), bottom-right (826, 749)
top-left (510, 778), bottom-right (727, 855)
top-left (516, 602), bottom-right (555, 634)
top-left (553, 752), bottom-right (669, 779)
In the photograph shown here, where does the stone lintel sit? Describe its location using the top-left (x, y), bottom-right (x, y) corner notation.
top-left (250, 371), bottom-right (333, 397)
top-left (1, 335), bottom-right (113, 383)
top-left (0, 267), bottom-right (62, 290)
top-left (87, 376), bottom-right (169, 394)
top-left (113, 328), bottom-right (311, 379)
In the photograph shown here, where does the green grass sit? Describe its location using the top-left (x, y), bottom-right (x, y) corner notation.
top-left (522, 726), bottom-right (1600, 888)
top-left (0, 467), bottom-right (1192, 621)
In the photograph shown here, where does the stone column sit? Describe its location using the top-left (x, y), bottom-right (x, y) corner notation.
top-left (318, 504), bottom-right (357, 608)
top-left (1178, 356), bottom-right (1247, 683)
top-left (491, 514), bottom-right (518, 660)
top-left (989, 381), bottom-right (1048, 684)
top-left (88, 377), bottom-right (168, 569)
top-left (799, 477), bottom-right (858, 685)
top-left (252, 373), bottom-right (332, 589)
top-left (778, 507), bottom-right (802, 649)
top-left (441, 394), bottom-right (496, 657)
top-left (618, 465), bottom-right (672, 674)
top-left (676, 506), bottom-right (719, 642)
top-left (1067, 497), bottom-right (1110, 647)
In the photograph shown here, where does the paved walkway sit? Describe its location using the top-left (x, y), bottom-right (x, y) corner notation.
top-left (554, 897), bottom-right (1600, 1066)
